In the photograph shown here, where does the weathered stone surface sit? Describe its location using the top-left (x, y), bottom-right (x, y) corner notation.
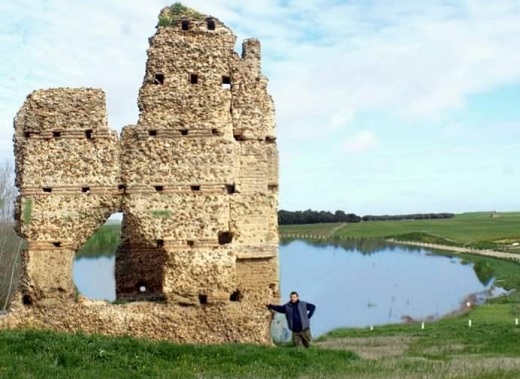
top-left (3, 5), bottom-right (279, 345)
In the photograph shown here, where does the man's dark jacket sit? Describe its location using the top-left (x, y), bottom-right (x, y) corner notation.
top-left (268, 300), bottom-right (316, 332)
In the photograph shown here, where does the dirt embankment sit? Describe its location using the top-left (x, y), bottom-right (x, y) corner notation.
top-left (387, 239), bottom-right (520, 262)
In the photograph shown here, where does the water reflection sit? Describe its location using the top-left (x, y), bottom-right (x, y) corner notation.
top-left (73, 238), bottom-right (502, 337)
top-left (277, 240), bottom-right (501, 336)
top-left (73, 256), bottom-right (115, 301)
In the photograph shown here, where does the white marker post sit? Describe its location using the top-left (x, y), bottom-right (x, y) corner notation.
top-left (370, 326), bottom-right (373, 331)
top-left (421, 322), bottom-right (425, 330)
top-left (516, 318), bottom-right (519, 326)
top-left (468, 319), bottom-right (472, 327)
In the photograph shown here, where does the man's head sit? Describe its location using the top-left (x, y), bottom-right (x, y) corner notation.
top-left (289, 291), bottom-right (299, 303)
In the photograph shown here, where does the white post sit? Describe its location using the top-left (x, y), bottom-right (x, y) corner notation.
top-left (370, 326), bottom-right (373, 331)
top-left (516, 318), bottom-right (519, 326)
top-left (421, 322), bottom-right (425, 330)
top-left (468, 319), bottom-right (472, 327)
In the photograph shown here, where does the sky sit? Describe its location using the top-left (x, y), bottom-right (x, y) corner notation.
top-left (0, 0), bottom-right (519, 215)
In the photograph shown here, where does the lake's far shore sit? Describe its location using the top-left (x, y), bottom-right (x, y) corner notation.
top-left (387, 239), bottom-right (520, 262)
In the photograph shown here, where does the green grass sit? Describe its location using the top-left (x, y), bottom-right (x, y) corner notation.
top-left (78, 224), bottom-right (120, 258)
top-left (0, 330), bottom-right (358, 379)
top-left (158, 2), bottom-right (205, 27)
top-left (280, 212), bottom-right (520, 249)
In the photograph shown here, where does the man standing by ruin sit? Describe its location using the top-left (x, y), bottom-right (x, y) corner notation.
top-left (267, 291), bottom-right (316, 348)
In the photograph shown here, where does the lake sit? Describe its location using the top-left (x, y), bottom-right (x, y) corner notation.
top-left (73, 238), bottom-right (503, 337)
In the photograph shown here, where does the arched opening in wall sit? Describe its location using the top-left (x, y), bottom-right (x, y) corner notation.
top-left (72, 212), bottom-right (123, 302)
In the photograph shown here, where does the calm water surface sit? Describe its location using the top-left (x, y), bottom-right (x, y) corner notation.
top-left (73, 239), bottom-right (502, 337)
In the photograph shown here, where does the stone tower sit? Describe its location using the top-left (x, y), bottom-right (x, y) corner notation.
top-left (116, 7), bottom-right (279, 305)
top-left (5, 5), bottom-right (279, 344)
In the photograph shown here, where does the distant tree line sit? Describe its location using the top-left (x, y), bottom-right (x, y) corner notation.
top-left (278, 210), bottom-right (361, 225)
top-left (278, 209), bottom-right (454, 225)
top-left (360, 213), bottom-right (454, 222)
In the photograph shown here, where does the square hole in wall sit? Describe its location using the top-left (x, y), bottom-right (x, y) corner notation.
top-left (222, 75), bottom-right (231, 90)
top-left (187, 240), bottom-right (195, 247)
top-left (52, 242), bottom-right (61, 248)
top-left (181, 20), bottom-right (189, 30)
top-left (212, 128), bottom-right (220, 136)
top-left (199, 294), bottom-right (208, 304)
top-left (226, 184), bottom-right (236, 194)
top-left (190, 74), bottom-right (198, 84)
top-left (118, 184), bottom-right (127, 192)
top-left (154, 73), bottom-right (165, 85)
top-left (24, 132), bottom-right (31, 138)
top-left (154, 185), bottom-right (164, 192)
top-left (85, 129), bottom-right (93, 139)
top-left (207, 19), bottom-right (216, 30)
top-left (190, 185), bottom-right (201, 192)
top-left (52, 131), bottom-right (61, 138)
top-left (268, 184), bottom-right (278, 192)
top-left (156, 239), bottom-right (164, 248)
top-left (230, 290), bottom-right (241, 302)
top-left (22, 295), bottom-right (32, 306)
top-left (148, 130), bottom-right (157, 136)
top-left (218, 231), bottom-right (233, 245)
top-left (180, 129), bottom-right (189, 136)
top-left (42, 187), bottom-right (52, 193)
top-left (265, 136), bottom-right (276, 143)
top-left (81, 186), bottom-right (91, 193)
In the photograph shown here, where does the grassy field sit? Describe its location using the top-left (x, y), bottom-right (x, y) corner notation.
top-left (279, 222), bottom-right (345, 236)
top-left (0, 329), bottom-right (358, 379)
top-left (280, 212), bottom-right (520, 250)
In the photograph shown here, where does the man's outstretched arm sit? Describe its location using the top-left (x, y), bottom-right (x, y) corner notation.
top-left (267, 304), bottom-right (286, 313)
top-left (306, 303), bottom-right (316, 318)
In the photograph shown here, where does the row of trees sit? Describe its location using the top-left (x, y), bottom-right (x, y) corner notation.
top-left (278, 209), bottom-right (454, 225)
top-left (278, 210), bottom-right (361, 225)
top-left (0, 161), bottom-right (22, 311)
top-left (361, 213), bottom-right (454, 222)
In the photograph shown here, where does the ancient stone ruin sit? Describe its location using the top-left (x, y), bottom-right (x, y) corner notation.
top-left (2, 5), bottom-right (279, 344)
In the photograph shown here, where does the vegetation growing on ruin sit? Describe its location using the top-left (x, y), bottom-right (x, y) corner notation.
top-left (150, 209), bottom-right (172, 219)
top-left (22, 198), bottom-right (32, 224)
top-left (158, 3), bottom-right (205, 27)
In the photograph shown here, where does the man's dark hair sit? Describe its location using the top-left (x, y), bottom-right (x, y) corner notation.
top-left (290, 291), bottom-right (299, 297)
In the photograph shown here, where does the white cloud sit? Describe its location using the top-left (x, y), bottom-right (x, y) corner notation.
top-left (330, 109), bottom-right (355, 129)
top-left (342, 131), bottom-right (378, 154)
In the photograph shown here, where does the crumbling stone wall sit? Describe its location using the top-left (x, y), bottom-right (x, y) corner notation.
top-left (13, 88), bottom-right (121, 305)
top-left (2, 7), bottom-right (279, 345)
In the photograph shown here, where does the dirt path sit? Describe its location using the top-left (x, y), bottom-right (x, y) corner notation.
top-left (328, 223), bottom-right (347, 237)
top-left (387, 239), bottom-right (520, 262)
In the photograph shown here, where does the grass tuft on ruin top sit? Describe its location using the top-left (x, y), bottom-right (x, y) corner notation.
top-left (158, 2), bottom-right (205, 27)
